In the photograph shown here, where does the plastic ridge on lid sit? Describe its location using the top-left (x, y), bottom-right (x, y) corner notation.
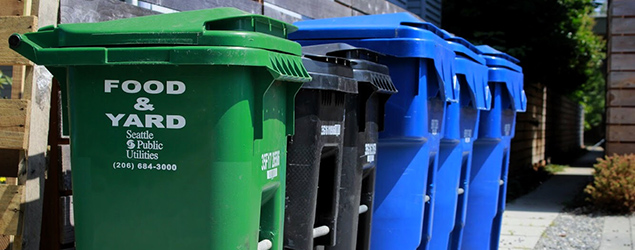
top-left (400, 22), bottom-right (448, 39)
top-left (446, 37), bottom-right (485, 64)
top-left (475, 45), bottom-right (521, 64)
top-left (475, 45), bottom-right (522, 73)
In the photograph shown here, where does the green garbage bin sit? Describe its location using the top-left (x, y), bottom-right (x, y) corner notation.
top-left (10, 8), bottom-right (310, 250)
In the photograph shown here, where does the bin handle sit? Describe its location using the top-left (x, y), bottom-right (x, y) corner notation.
top-left (204, 15), bottom-right (298, 38)
top-left (251, 54), bottom-right (309, 139)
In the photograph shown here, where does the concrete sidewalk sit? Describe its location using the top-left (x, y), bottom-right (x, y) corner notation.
top-left (497, 148), bottom-right (631, 250)
top-left (600, 216), bottom-right (635, 250)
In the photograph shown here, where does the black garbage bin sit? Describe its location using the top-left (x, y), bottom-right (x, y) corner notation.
top-left (284, 47), bottom-right (358, 250)
top-left (302, 43), bottom-right (397, 250)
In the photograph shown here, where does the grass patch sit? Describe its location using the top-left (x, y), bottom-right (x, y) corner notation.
top-left (544, 164), bottom-right (567, 174)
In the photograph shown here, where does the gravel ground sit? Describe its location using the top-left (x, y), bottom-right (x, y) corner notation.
top-left (534, 207), bottom-right (604, 250)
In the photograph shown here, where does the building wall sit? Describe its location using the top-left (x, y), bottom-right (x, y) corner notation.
top-left (606, 0), bottom-right (635, 155)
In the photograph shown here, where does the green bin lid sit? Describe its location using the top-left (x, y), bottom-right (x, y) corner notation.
top-left (12, 8), bottom-right (300, 55)
top-left (9, 8), bottom-right (311, 82)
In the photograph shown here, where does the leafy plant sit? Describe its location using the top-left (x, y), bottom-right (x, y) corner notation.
top-left (443, 0), bottom-right (606, 130)
top-left (0, 69), bottom-right (12, 88)
top-left (0, 69), bottom-right (12, 99)
top-left (544, 164), bottom-right (567, 174)
top-left (584, 154), bottom-right (635, 214)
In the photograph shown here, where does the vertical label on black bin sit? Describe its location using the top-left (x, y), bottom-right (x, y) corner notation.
top-left (103, 79), bottom-right (187, 172)
top-left (321, 124), bottom-right (341, 136)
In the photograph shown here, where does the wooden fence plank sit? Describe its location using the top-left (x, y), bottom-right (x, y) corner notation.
top-left (352, 0), bottom-right (407, 15)
top-left (142, 0), bottom-right (262, 13)
top-left (336, 0), bottom-right (352, 7)
top-left (610, 54), bottom-right (635, 71)
top-left (0, 185), bottom-right (24, 235)
top-left (608, 125), bottom-right (635, 142)
top-left (264, 0), bottom-right (350, 19)
top-left (0, 0), bottom-right (26, 16)
top-left (608, 71), bottom-right (635, 89)
top-left (611, 36), bottom-right (635, 53)
top-left (610, 143), bottom-right (635, 155)
top-left (263, 4), bottom-right (302, 24)
top-left (11, 66), bottom-right (25, 99)
top-left (606, 142), bottom-right (635, 155)
top-left (60, 0), bottom-right (159, 24)
top-left (0, 99), bottom-right (30, 150)
top-left (611, 17), bottom-right (635, 35)
top-left (607, 107), bottom-right (635, 124)
top-left (611, 0), bottom-right (635, 17)
top-left (608, 89), bottom-right (635, 106)
top-left (0, 16), bottom-right (37, 65)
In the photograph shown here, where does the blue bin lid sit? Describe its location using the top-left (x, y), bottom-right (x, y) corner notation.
top-left (441, 34), bottom-right (490, 110)
top-left (475, 45), bottom-right (526, 112)
top-left (289, 13), bottom-right (422, 40)
top-left (291, 12), bottom-right (457, 103)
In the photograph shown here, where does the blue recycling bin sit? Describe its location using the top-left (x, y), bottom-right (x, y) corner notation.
top-left (461, 45), bottom-right (526, 250)
top-left (290, 13), bottom-right (457, 250)
top-left (425, 34), bottom-right (491, 250)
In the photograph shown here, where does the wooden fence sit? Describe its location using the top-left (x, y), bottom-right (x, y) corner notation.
top-left (0, 0), bottom-right (58, 249)
top-left (510, 82), bottom-right (585, 171)
top-left (606, 0), bottom-right (635, 155)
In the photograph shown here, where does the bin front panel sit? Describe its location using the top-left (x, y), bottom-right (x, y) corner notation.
top-left (67, 65), bottom-right (291, 250)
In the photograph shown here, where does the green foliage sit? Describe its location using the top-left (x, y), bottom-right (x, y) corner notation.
top-left (0, 69), bottom-right (12, 89)
top-left (0, 69), bottom-right (12, 99)
top-left (584, 154), bottom-right (635, 214)
top-left (544, 164), bottom-right (567, 174)
top-left (443, 0), bottom-right (606, 129)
